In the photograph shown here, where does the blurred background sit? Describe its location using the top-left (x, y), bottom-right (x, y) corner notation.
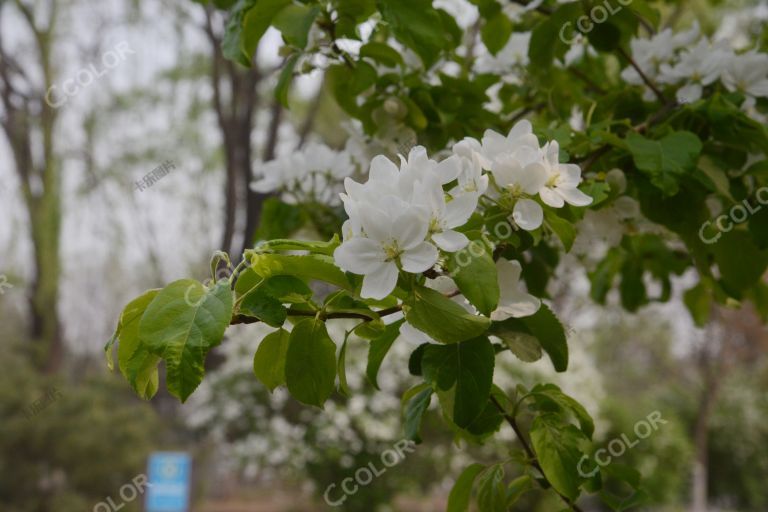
top-left (1, 0), bottom-right (767, 511)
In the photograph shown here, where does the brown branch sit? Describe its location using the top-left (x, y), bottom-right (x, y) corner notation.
top-left (616, 46), bottom-right (666, 104)
top-left (490, 395), bottom-right (585, 512)
top-left (231, 304), bottom-right (403, 325)
top-left (568, 67), bottom-right (606, 95)
top-left (509, 0), bottom-right (552, 15)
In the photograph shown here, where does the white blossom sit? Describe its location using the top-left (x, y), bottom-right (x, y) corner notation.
top-left (538, 141), bottom-right (593, 208)
top-left (491, 259), bottom-right (541, 321)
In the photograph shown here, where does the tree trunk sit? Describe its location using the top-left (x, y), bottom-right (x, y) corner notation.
top-left (690, 375), bottom-right (719, 512)
top-left (0, 1), bottom-right (63, 373)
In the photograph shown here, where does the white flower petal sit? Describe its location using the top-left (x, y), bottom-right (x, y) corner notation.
top-left (334, 238), bottom-right (386, 274)
top-left (359, 204), bottom-right (392, 241)
top-left (361, 263), bottom-right (399, 300)
top-left (435, 155), bottom-right (462, 183)
top-left (518, 163), bottom-right (548, 194)
top-left (539, 186), bottom-right (565, 208)
top-left (559, 187), bottom-right (593, 206)
top-left (400, 242), bottom-right (439, 273)
top-left (444, 194), bottom-right (478, 228)
top-left (369, 155), bottom-right (400, 182)
top-left (392, 208), bottom-right (429, 249)
top-left (491, 291), bottom-right (541, 320)
top-left (432, 230), bottom-right (469, 252)
top-left (513, 199), bottom-right (543, 231)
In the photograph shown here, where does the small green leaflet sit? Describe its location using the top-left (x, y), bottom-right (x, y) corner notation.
top-left (421, 337), bottom-right (495, 428)
top-left (366, 319), bottom-right (405, 389)
top-left (106, 289), bottom-right (161, 400)
top-left (447, 463), bottom-right (484, 512)
top-left (253, 328), bottom-right (290, 392)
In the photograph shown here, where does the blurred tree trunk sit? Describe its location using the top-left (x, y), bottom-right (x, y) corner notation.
top-left (690, 373), bottom-right (719, 512)
top-left (203, 6), bottom-right (276, 259)
top-left (0, 0), bottom-right (63, 373)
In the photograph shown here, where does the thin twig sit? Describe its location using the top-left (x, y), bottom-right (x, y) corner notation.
top-left (616, 47), bottom-right (666, 103)
top-left (490, 395), bottom-right (585, 512)
top-left (231, 304), bottom-right (403, 325)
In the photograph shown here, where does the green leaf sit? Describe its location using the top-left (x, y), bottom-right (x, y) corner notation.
top-left (544, 209), bottom-right (577, 252)
top-left (377, 0), bottom-right (452, 67)
top-left (403, 385), bottom-right (433, 443)
top-left (447, 463), bottom-right (484, 512)
top-left (285, 318), bottom-right (337, 407)
top-left (241, 0), bottom-right (291, 62)
top-left (626, 131), bottom-right (703, 195)
top-left (476, 464), bottom-right (506, 512)
top-left (530, 383), bottom-right (595, 439)
top-left (711, 230), bottom-right (768, 294)
top-left (481, 15), bottom-right (512, 55)
top-left (338, 333), bottom-right (351, 396)
top-left (684, 279), bottom-right (713, 327)
top-left (221, 0), bottom-right (258, 66)
top-left (139, 280), bottom-right (234, 402)
top-left (506, 475), bottom-right (534, 506)
top-left (421, 337), bottom-right (495, 427)
top-left (253, 328), bottom-right (290, 391)
top-left (272, 4), bottom-right (319, 49)
top-left (239, 286), bottom-right (287, 327)
top-left (489, 321), bottom-right (542, 362)
top-left (366, 319), bottom-right (405, 389)
top-left (111, 289), bottom-right (161, 399)
top-left (490, 304), bottom-right (568, 372)
top-left (254, 198), bottom-right (304, 241)
top-left (360, 41), bottom-right (404, 67)
top-left (528, 3), bottom-right (583, 68)
top-left (587, 22), bottom-right (621, 52)
top-left (250, 253), bottom-right (352, 290)
top-left (404, 286), bottom-right (491, 344)
top-left (530, 414), bottom-right (588, 500)
top-left (448, 240), bottom-right (499, 316)
top-left (275, 53), bottom-right (299, 107)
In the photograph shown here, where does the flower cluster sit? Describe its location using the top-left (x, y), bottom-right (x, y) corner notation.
top-left (251, 141), bottom-right (359, 205)
top-left (334, 120), bottom-right (593, 300)
top-left (334, 147), bottom-right (478, 299)
top-left (455, 120), bottom-right (592, 230)
top-left (623, 23), bottom-right (768, 109)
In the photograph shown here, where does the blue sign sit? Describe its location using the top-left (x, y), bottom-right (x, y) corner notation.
top-left (145, 452), bottom-right (191, 512)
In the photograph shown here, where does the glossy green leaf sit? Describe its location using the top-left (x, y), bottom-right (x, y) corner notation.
top-left (272, 4), bottom-right (319, 49)
top-left (403, 385), bottom-right (432, 443)
top-left (421, 337), bottom-right (495, 427)
top-left (285, 318), bottom-right (337, 407)
top-left (253, 328), bottom-right (290, 391)
top-left (481, 15), bottom-right (512, 55)
top-left (447, 463), bottom-right (484, 512)
top-left (448, 240), bottom-right (499, 316)
top-left (530, 414), bottom-right (588, 501)
top-left (366, 319), bottom-right (404, 389)
top-left (626, 131), bottom-right (703, 195)
top-left (250, 253), bottom-right (352, 290)
top-left (139, 280), bottom-right (234, 402)
top-left (404, 286), bottom-right (491, 344)
top-left (110, 289), bottom-right (161, 400)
